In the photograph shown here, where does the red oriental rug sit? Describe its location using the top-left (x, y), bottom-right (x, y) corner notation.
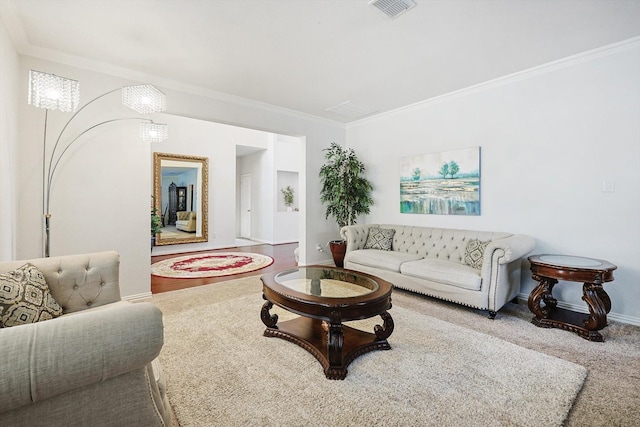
top-left (151, 252), bottom-right (274, 278)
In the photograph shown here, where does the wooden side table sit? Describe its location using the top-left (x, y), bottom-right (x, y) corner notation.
top-left (527, 254), bottom-right (617, 342)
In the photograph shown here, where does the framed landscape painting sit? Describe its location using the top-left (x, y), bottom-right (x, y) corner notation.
top-left (400, 147), bottom-right (481, 215)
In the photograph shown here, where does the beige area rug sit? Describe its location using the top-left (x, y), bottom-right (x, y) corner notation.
top-left (153, 280), bottom-right (589, 427)
top-left (151, 252), bottom-right (273, 278)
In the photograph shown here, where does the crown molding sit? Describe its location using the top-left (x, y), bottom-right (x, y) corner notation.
top-left (348, 35), bottom-right (640, 129)
top-left (21, 44), bottom-right (345, 129)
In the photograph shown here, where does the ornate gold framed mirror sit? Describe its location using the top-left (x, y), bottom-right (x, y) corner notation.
top-left (153, 152), bottom-right (209, 245)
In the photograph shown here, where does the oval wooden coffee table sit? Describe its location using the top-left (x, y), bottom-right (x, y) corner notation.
top-left (260, 266), bottom-right (394, 380)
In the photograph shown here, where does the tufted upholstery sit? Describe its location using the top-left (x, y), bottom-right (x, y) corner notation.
top-left (0, 251), bottom-right (121, 314)
top-left (0, 251), bottom-right (174, 426)
top-left (341, 224), bottom-right (535, 316)
top-left (175, 211), bottom-right (196, 232)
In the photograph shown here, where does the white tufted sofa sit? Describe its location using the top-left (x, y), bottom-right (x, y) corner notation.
top-left (0, 251), bottom-right (173, 426)
top-left (341, 224), bottom-right (535, 318)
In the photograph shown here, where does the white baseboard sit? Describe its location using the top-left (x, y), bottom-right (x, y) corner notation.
top-left (298, 260), bottom-right (335, 267)
top-left (516, 293), bottom-right (640, 326)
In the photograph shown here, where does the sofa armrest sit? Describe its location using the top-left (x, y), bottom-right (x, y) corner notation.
top-left (481, 234), bottom-right (535, 280)
top-left (341, 224), bottom-right (377, 252)
top-left (0, 301), bottom-right (163, 413)
top-left (486, 234), bottom-right (536, 265)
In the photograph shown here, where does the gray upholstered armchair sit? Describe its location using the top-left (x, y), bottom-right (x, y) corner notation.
top-left (0, 251), bottom-right (173, 426)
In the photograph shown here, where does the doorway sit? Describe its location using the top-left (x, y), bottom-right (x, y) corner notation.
top-left (240, 174), bottom-right (252, 239)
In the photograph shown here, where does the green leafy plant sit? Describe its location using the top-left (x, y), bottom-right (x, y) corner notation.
top-left (319, 142), bottom-right (373, 229)
top-left (281, 185), bottom-right (294, 207)
top-left (151, 197), bottom-right (163, 236)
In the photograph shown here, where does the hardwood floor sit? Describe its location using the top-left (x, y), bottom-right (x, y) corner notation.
top-left (151, 242), bottom-right (298, 294)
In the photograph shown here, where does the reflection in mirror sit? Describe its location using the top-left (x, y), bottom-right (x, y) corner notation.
top-left (153, 152), bottom-right (208, 245)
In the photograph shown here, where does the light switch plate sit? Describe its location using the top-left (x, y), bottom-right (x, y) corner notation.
top-left (602, 180), bottom-right (615, 192)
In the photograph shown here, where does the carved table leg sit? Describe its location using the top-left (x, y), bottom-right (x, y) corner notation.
top-left (374, 311), bottom-right (394, 340)
top-left (260, 295), bottom-right (278, 328)
top-left (582, 282), bottom-right (609, 333)
top-left (325, 322), bottom-right (346, 380)
top-left (327, 322), bottom-right (344, 366)
top-left (528, 275), bottom-right (558, 320)
top-left (594, 286), bottom-right (612, 314)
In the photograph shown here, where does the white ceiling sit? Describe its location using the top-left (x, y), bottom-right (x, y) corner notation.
top-left (3, 0), bottom-right (640, 123)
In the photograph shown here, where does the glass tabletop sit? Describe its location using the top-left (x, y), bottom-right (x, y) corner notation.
top-left (538, 255), bottom-right (603, 268)
top-left (274, 267), bottom-right (378, 298)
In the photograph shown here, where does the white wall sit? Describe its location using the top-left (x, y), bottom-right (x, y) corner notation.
top-left (275, 134), bottom-right (301, 243)
top-left (236, 134), bottom-right (302, 245)
top-left (0, 18), bottom-right (19, 261)
top-left (154, 88), bottom-right (342, 267)
top-left (13, 56), bottom-right (341, 297)
top-left (16, 57), bottom-right (154, 298)
top-left (347, 40), bottom-right (640, 323)
top-left (153, 114), bottom-right (274, 255)
top-left (237, 143), bottom-right (274, 243)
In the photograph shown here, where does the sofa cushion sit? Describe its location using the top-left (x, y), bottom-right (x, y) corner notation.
top-left (463, 239), bottom-right (491, 270)
top-left (346, 249), bottom-right (423, 273)
top-left (400, 259), bottom-right (482, 291)
top-left (364, 228), bottom-right (395, 251)
top-left (0, 263), bottom-right (63, 327)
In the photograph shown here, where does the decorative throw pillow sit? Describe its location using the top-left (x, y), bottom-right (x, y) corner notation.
top-left (0, 263), bottom-right (63, 328)
top-left (463, 239), bottom-right (490, 270)
top-left (364, 228), bottom-right (395, 251)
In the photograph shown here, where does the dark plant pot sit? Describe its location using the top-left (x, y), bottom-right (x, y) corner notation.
top-left (329, 240), bottom-right (347, 268)
top-left (151, 236), bottom-right (156, 249)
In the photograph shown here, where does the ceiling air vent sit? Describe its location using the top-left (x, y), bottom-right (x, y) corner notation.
top-left (369, 0), bottom-right (417, 19)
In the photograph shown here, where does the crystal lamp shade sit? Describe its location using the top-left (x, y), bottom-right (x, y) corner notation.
top-left (122, 85), bottom-right (167, 114)
top-left (140, 122), bottom-right (168, 143)
top-left (28, 70), bottom-right (80, 112)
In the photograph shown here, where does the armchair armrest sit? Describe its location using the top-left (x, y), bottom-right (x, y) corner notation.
top-left (0, 301), bottom-right (163, 413)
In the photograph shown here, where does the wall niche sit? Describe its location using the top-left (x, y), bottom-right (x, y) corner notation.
top-left (277, 170), bottom-right (298, 212)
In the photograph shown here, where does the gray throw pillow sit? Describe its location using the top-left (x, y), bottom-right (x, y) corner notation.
top-left (0, 263), bottom-right (63, 328)
top-left (463, 239), bottom-right (490, 270)
top-left (364, 228), bottom-right (395, 251)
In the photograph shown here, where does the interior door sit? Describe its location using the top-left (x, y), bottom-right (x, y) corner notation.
top-left (240, 174), bottom-right (252, 238)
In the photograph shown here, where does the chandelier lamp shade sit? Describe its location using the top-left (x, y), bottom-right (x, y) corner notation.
top-left (122, 84), bottom-right (167, 113)
top-left (28, 70), bottom-right (80, 112)
top-left (28, 69), bottom-right (169, 257)
top-left (140, 121), bottom-right (169, 143)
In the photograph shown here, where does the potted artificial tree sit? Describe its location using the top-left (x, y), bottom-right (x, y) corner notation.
top-left (319, 142), bottom-right (373, 267)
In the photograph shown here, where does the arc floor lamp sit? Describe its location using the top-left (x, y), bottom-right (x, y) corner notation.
top-left (28, 70), bottom-right (169, 257)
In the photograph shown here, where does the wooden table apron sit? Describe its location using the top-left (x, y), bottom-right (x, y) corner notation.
top-left (527, 255), bottom-right (617, 342)
top-left (260, 268), bottom-right (394, 380)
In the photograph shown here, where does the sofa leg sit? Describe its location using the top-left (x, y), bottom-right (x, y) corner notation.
top-left (488, 311), bottom-right (497, 320)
